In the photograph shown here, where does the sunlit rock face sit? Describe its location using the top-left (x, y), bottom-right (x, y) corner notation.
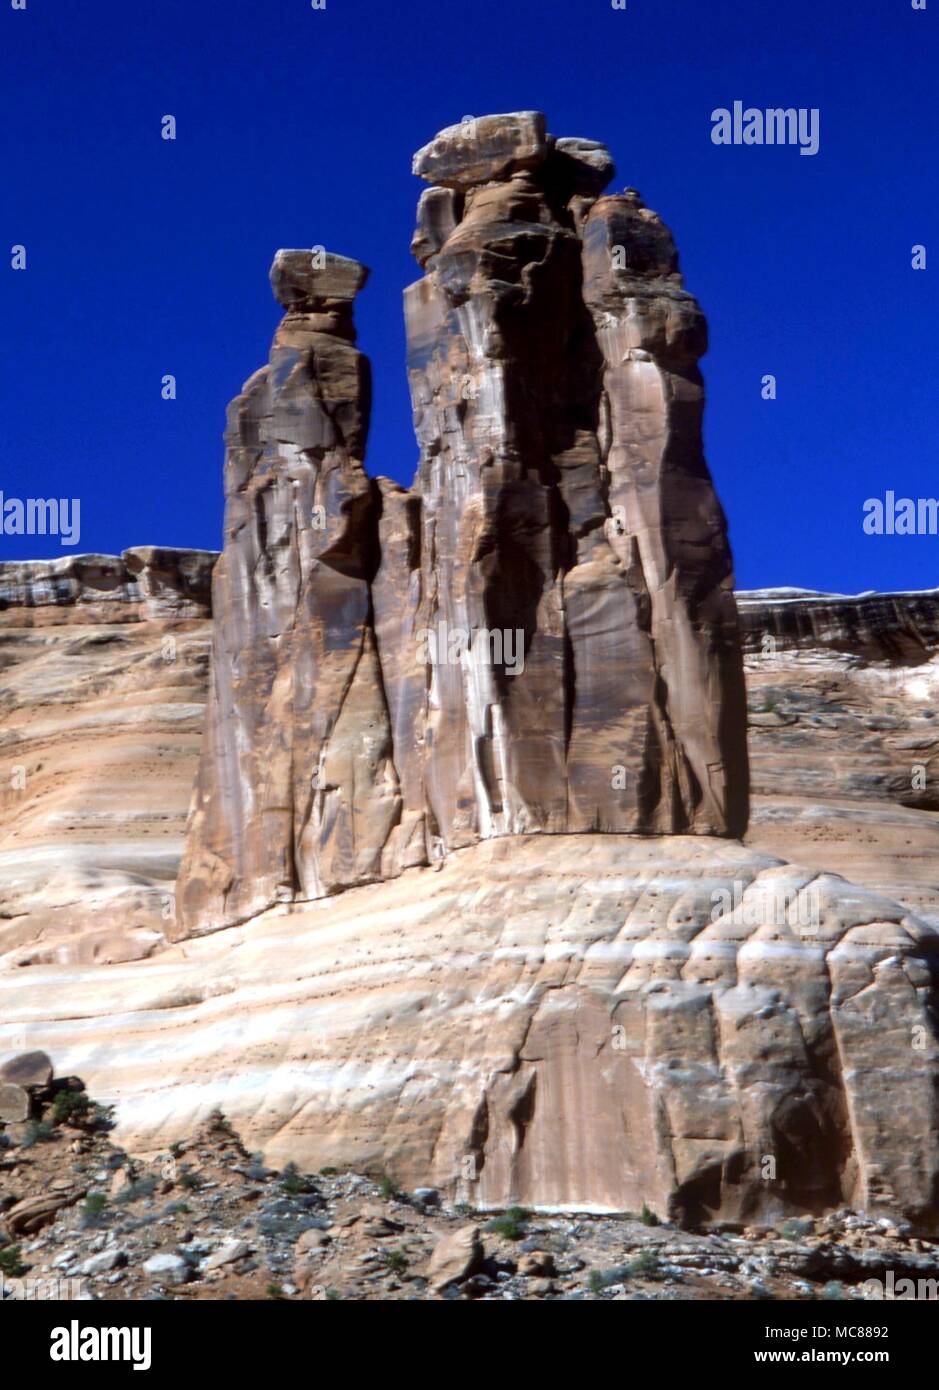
top-left (176, 113), bottom-right (749, 939)
top-left (7, 835), bottom-right (939, 1230)
top-left (740, 587), bottom-right (939, 923)
top-left (176, 252), bottom-right (400, 934)
top-left (0, 549), bottom-right (214, 967)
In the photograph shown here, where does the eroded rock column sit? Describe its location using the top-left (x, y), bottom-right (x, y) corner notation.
top-left (177, 253), bottom-right (400, 935)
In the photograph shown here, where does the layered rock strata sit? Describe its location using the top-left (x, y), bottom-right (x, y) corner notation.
top-left (0, 548), bottom-right (214, 967)
top-left (740, 587), bottom-right (939, 923)
top-left (5, 834), bottom-right (939, 1228)
top-left (177, 112), bottom-right (749, 938)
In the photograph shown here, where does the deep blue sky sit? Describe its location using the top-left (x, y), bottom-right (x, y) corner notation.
top-left (2, 0), bottom-right (936, 592)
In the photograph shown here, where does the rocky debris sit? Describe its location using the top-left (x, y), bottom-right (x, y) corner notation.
top-left (3, 1089), bottom-right (938, 1302)
top-left (5, 1191), bottom-right (84, 1237)
top-left (177, 110), bottom-right (749, 940)
top-left (0, 1053), bottom-right (57, 1124)
top-left (142, 1252), bottom-right (193, 1286)
top-left (203, 1238), bottom-right (250, 1271)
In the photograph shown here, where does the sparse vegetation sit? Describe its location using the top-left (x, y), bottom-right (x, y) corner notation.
top-left (20, 1119), bottom-right (54, 1148)
top-left (378, 1174), bottom-right (397, 1201)
top-left (280, 1162), bottom-right (305, 1195)
top-left (382, 1248), bottom-right (409, 1276)
top-left (640, 1202), bottom-right (660, 1227)
top-left (52, 1089), bottom-right (92, 1126)
top-left (0, 1245), bottom-right (27, 1277)
top-left (625, 1249), bottom-right (663, 1280)
top-left (113, 1175), bottom-right (158, 1205)
top-left (82, 1192), bottom-right (108, 1223)
top-left (486, 1206), bottom-right (531, 1241)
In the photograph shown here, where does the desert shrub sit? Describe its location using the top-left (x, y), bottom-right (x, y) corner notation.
top-left (113, 1175), bottom-right (158, 1205)
top-left (280, 1162), bottom-right (305, 1196)
top-left (52, 1090), bottom-right (91, 1126)
top-left (0, 1245), bottom-right (26, 1277)
top-left (625, 1249), bottom-right (663, 1280)
top-left (382, 1248), bottom-right (409, 1276)
top-left (20, 1120), bottom-right (54, 1149)
top-left (81, 1193), bottom-right (108, 1224)
top-left (486, 1206), bottom-right (530, 1241)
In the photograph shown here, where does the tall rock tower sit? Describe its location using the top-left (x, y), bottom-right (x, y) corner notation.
top-left (177, 113), bottom-right (749, 938)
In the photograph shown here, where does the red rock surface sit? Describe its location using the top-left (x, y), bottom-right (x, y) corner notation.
top-left (177, 113), bottom-right (748, 940)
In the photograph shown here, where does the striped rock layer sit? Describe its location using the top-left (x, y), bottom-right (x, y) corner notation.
top-left (6, 835), bottom-right (939, 1229)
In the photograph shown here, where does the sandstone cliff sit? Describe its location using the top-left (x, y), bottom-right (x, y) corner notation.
top-left (177, 112), bottom-right (749, 939)
top-left (3, 116), bottom-right (939, 1232)
top-left (741, 587), bottom-right (939, 924)
top-left (0, 549), bottom-right (214, 966)
top-left (4, 833), bottom-right (938, 1228)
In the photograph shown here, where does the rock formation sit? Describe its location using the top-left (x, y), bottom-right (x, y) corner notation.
top-left (177, 111), bottom-right (748, 939)
top-left (0, 548), bottom-right (214, 967)
top-left (3, 116), bottom-right (939, 1232)
top-left (5, 833), bottom-right (939, 1228)
top-left (739, 586), bottom-right (939, 923)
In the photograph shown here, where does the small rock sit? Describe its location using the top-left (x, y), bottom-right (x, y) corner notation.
top-left (0, 1083), bottom-right (30, 1123)
top-left (295, 1229), bottom-right (331, 1255)
top-left (427, 1224), bottom-right (484, 1291)
top-left (6, 1191), bottom-right (77, 1237)
top-left (204, 1239), bottom-right (250, 1271)
top-left (0, 1052), bottom-right (54, 1089)
top-left (142, 1252), bottom-right (193, 1286)
top-left (79, 1249), bottom-right (127, 1276)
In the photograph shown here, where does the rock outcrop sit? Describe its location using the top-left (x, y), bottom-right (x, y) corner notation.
top-left (177, 112), bottom-right (748, 939)
top-left (740, 587), bottom-right (939, 925)
top-left (5, 834), bottom-right (939, 1229)
top-left (3, 117), bottom-right (939, 1233)
top-left (0, 548), bottom-right (214, 966)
